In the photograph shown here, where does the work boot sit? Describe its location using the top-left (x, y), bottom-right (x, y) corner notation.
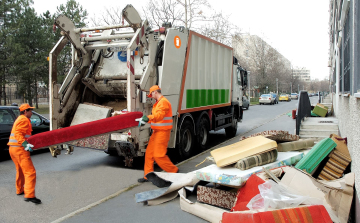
top-left (138, 178), bottom-right (149, 183)
top-left (16, 192), bottom-right (24, 195)
top-left (146, 172), bottom-right (172, 188)
top-left (24, 197), bottom-right (41, 204)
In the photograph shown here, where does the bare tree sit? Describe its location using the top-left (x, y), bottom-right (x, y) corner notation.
top-left (198, 12), bottom-right (241, 46)
top-left (175, 0), bottom-right (209, 29)
top-left (89, 7), bottom-right (123, 26)
top-left (142, 0), bottom-right (183, 28)
top-left (142, 0), bottom-right (210, 29)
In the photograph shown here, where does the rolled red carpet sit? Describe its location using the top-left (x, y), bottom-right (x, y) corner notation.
top-left (27, 112), bottom-right (143, 150)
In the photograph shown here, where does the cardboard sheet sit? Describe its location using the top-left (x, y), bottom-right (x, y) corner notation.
top-left (196, 152), bottom-right (304, 186)
top-left (210, 136), bottom-right (277, 167)
top-left (280, 167), bottom-right (354, 223)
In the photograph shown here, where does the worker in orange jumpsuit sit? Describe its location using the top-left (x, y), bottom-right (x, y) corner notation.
top-left (138, 85), bottom-right (179, 183)
top-left (8, 103), bottom-right (41, 204)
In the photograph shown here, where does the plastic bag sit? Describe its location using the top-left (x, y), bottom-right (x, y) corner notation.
top-left (246, 180), bottom-right (322, 211)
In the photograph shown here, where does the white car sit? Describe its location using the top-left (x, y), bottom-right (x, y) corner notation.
top-left (290, 93), bottom-right (298, 100)
top-left (259, 94), bottom-right (275, 105)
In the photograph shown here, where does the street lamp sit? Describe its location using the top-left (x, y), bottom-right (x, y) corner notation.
top-left (248, 71), bottom-right (250, 97)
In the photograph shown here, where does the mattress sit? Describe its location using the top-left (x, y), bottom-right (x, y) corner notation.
top-left (196, 151), bottom-right (304, 186)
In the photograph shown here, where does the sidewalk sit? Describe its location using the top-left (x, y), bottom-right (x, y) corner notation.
top-left (56, 112), bottom-right (296, 223)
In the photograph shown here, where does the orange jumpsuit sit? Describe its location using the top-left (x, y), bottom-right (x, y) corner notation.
top-left (144, 96), bottom-right (178, 178)
top-left (8, 115), bottom-right (36, 198)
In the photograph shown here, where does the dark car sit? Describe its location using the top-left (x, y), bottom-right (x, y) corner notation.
top-left (242, 96), bottom-right (250, 110)
top-left (0, 106), bottom-right (49, 152)
top-left (271, 93), bottom-right (279, 104)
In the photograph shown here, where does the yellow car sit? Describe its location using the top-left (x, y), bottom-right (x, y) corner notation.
top-left (279, 94), bottom-right (291, 102)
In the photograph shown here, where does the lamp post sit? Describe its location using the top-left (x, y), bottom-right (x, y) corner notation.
top-left (276, 78), bottom-right (278, 94)
top-left (248, 71), bottom-right (250, 97)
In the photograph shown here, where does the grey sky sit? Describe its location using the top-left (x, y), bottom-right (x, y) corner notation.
top-left (33, 0), bottom-right (329, 80)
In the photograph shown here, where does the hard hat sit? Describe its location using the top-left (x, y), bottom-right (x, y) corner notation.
top-left (147, 85), bottom-right (161, 97)
top-left (19, 103), bottom-right (35, 112)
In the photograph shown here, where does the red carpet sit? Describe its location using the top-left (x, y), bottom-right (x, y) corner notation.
top-left (27, 112), bottom-right (142, 150)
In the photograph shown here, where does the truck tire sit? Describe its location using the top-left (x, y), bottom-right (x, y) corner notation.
top-left (178, 120), bottom-right (195, 158)
top-left (197, 117), bottom-right (209, 151)
top-left (225, 115), bottom-right (238, 138)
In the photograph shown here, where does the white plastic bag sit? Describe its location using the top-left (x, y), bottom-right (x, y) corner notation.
top-left (246, 180), bottom-right (321, 211)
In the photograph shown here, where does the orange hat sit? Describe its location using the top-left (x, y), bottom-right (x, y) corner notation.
top-left (147, 85), bottom-right (161, 97)
top-left (19, 103), bottom-right (35, 112)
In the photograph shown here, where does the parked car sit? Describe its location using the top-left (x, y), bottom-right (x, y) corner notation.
top-left (271, 93), bottom-right (279, 104)
top-left (259, 94), bottom-right (275, 105)
top-left (242, 96), bottom-right (250, 110)
top-left (290, 93), bottom-right (298, 100)
top-left (279, 94), bottom-right (291, 102)
top-left (0, 106), bottom-right (50, 152)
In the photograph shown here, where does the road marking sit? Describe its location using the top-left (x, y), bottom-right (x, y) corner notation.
top-left (51, 184), bottom-right (139, 223)
top-left (51, 110), bottom-right (291, 222)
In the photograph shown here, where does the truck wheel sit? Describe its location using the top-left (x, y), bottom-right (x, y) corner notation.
top-left (225, 116), bottom-right (238, 138)
top-left (178, 120), bottom-right (195, 158)
top-left (197, 118), bottom-right (209, 151)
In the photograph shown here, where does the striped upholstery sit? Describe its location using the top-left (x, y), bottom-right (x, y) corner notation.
top-left (223, 205), bottom-right (332, 223)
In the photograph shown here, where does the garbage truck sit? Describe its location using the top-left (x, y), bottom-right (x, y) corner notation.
top-left (49, 4), bottom-right (248, 165)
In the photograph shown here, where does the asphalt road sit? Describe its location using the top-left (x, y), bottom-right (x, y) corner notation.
top-left (0, 97), bottom-right (319, 223)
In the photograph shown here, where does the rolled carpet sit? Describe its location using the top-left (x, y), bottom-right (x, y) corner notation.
top-left (277, 139), bottom-right (315, 152)
top-left (27, 112), bottom-right (143, 150)
top-left (234, 148), bottom-right (278, 170)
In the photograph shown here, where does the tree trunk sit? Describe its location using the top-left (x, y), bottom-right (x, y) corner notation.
top-left (34, 75), bottom-right (38, 109)
top-left (0, 71), bottom-right (3, 106)
top-left (2, 75), bottom-right (6, 105)
top-left (27, 80), bottom-right (32, 106)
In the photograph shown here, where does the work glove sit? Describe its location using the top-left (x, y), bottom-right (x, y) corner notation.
top-left (22, 141), bottom-right (34, 152)
top-left (141, 115), bottom-right (149, 123)
top-left (135, 118), bottom-right (146, 127)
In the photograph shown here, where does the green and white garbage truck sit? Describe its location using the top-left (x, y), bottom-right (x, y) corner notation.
top-left (49, 4), bottom-right (248, 165)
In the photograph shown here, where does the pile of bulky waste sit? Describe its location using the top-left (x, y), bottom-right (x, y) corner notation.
top-left (135, 130), bottom-right (353, 223)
